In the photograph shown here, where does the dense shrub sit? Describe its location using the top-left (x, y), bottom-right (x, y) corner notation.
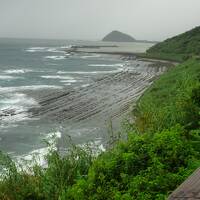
top-left (64, 126), bottom-right (200, 199)
top-left (0, 146), bottom-right (93, 200)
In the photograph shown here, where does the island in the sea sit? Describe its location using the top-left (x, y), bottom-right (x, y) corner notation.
top-left (102, 30), bottom-right (158, 43)
top-left (102, 30), bottom-right (136, 42)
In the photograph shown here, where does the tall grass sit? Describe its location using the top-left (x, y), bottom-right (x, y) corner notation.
top-left (134, 58), bottom-right (200, 133)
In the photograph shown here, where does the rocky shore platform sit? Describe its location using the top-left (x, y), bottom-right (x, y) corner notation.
top-left (25, 56), bottom-right (174, 145)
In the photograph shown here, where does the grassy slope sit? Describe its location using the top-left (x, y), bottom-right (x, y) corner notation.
top-left (143, 26), bottom-right (200, 62)
top-left (0, 28), bottom-right (200, 199)
top-left (148, 26), bottom-right (200, 54)
top-left (135, 58), bottom-right (200, 133)
top-left (137, 52), bottom-right (185, 62)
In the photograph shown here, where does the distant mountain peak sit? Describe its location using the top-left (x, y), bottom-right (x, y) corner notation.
top-left (102, 31), bottom-right (136, 42)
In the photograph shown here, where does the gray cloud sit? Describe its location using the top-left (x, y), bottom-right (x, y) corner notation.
top-left (0, 0), bottom-right (200, 41)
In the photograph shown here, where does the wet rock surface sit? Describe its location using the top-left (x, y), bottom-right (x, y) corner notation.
top-left (28, 61), bottom-right (167, 125)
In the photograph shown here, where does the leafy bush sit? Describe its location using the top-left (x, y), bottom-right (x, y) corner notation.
top-left (64, 126), bottom-right (200, 199)
top-left (0, 146), bottom-right (93, 200)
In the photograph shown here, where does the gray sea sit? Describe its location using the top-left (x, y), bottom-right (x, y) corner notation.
top-left (0, 38), bottom-right (153, 162)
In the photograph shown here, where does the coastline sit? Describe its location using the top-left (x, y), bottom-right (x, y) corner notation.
top-left (26, 51), bottom-right (175, 149)
top-left (65, 44), bottom-right (178, 65)
top-left (0, 41), bottom-right (176, 162)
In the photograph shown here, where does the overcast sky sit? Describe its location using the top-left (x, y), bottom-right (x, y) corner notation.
top-left (0, 0), bottom-right (200, 41)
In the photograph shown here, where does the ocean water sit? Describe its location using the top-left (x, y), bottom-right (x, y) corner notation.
top-left (0, 38), bottom-right (152, 162)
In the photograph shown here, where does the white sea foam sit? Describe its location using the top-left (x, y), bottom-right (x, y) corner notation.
top-left (41, 75), bottom-right (74, 80)
top-left (88, 63), bottom-right (124, 67)
top-left (22, 85), bottom-right (62, 90)
top-left (0, 85), bottom-right (62, 93)
top-left (26, 47), bottom-right (65, 54)
top-left (64, 83), bottom-right (72, 86)
top-left (3, 69), bottom-right (32, 74)
top-left (28, 47), bottom-right (46, 50)
top-left (45, 55), bottom-right (66, 60)
top-left (15, 131), bottom-right (62, 170)
top-left (0, 75), bottom-right (19, 80)
top-left (60, 45), bottom-right (73, 49)
top-left (26, 47), bottom-right (47, 52)
top-left (47, 48), bottom-right (65, 53)
top-left (57, 69), bottom-right (123, 75)
top-left (81, 84), bottom-right (90, 88)
top-left (57, 71), bottom-right (68, 74)
top-left (14, 133), bottom-right (104, 172)
top-left (0, 93), bottom-right (37, 107)
top-left (0, 93), bottom-right (39, 123)
top-left (81, 55), bottom-right (101, 59)
top-left (41, 75), bottom-right (79, 84)
top-left (57, 70), bottom-right (98, 75)
top-left (0, 111), bottom-right (32, 123)
top-left (60, 80), bottom-right (77, 83)
top-left (11, 132), bottom-right (105, 174)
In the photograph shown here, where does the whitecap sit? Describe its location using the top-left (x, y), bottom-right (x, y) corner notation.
top-left (46, 48), bottom-right (65, 53)
top-left (81, 84), bottom-right (90, 88)
top-left (60, 45), bottom-right (73, 49)
top-left (0, 85), bottom-right (62, 94)
top-left (28, 47), bottom-right (46, 50)
top-left (14, 131), bottom-right (62, 171)
top-left (88, 63), bottom-right (124, 67)
top-left (3, 69), bottom-right (32, 74)
top-left (57, 68), bottom-right (123, 75)
top-left (57, 71), bottom-right (98, 75)
top-left (22, 85), bottom-right (62, 90)
top-left (41, 75), bottom-right (74, 80)
top-left (0, 75), bottom-right (19, 80)
top-left (64, 83), bottom-right (72, 86)
top-left (26, 46), bottom-right (70, 54)
top-left (26, 50), bottom-right (36, 52)
top-left (0, 111), bottom-right (31, 123)
top-left (81, 55), bottom-right (101, 59)
top-left (60, 80), bottom-right (77, 83)
top-left (0, 93), bottom-right (37, 107)
top-left (0, 93), bottom-right (39, 123)
top-left (26, 47), bottom-right (47, 52)
top-left (45, 55), bottom-right (66, 60)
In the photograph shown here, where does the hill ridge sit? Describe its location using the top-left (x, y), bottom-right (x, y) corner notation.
top-left (147, 26), bottom-right (200, 56)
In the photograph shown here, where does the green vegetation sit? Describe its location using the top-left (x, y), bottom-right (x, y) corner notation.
top-left (145, 26), bottom-right (200, 62)
top-left (102, 30), bottom-right (136, 42)
top-left (0, 27), bottom-right (200, 199)
top-left (135, 58), bottom-right (200, 133)
top-left (137, 52), bottom-right (185, 63)
top-left (0, 58), bottom-right (200, 199)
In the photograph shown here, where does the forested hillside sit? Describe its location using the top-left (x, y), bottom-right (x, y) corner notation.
top-left (145, 26), bottom-right (200, 62)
